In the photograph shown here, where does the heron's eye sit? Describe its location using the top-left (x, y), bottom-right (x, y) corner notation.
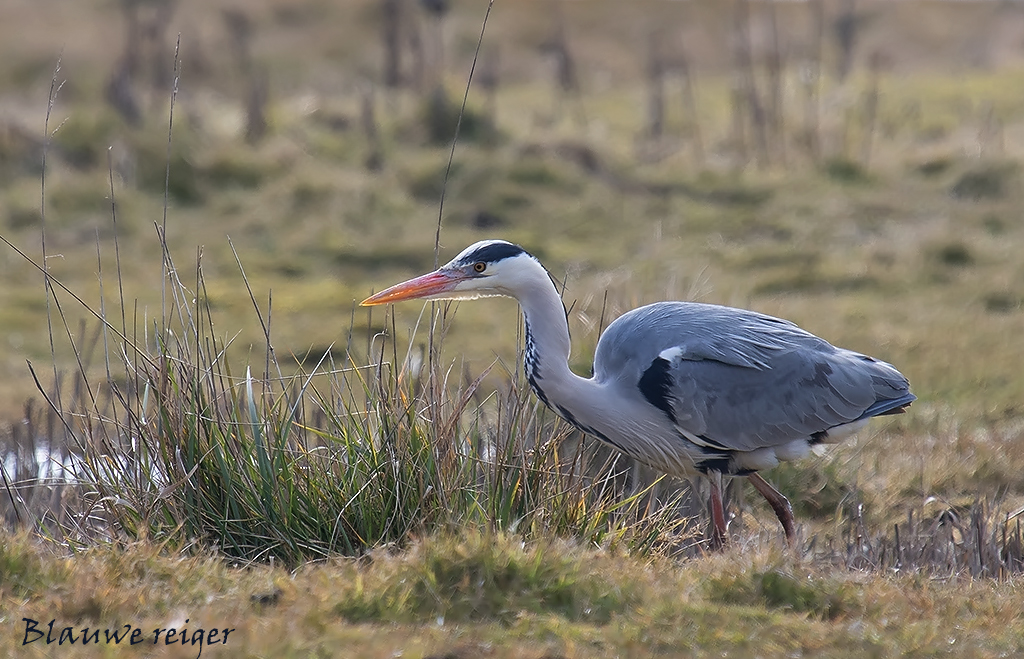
top-left (473, 262), bottom-right (486, 273)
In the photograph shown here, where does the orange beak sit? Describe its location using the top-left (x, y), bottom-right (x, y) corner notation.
top-left (360, 270), bottom-right (463, 306)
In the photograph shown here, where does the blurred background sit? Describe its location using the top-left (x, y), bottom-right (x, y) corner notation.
top-left (2, 0), bottom-right (1024, 528)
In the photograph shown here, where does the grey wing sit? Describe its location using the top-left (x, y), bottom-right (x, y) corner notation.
top-left (663, 345), bottom-right (911, 451)
top-left (595, 301), bottom-right (913, 452)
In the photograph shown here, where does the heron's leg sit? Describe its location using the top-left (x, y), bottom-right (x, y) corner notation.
top-left (747, 472), bottom-right (796, 545)
top-left (707, 471), bottom-right (728, 549)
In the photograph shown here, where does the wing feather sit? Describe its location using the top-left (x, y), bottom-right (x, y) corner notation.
top-left (595, 301), bottom-right (913, 453)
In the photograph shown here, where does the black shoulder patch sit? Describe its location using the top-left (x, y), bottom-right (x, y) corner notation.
top-left (638, 357), bottom-right (676, 423)
top-left (463, 241), bottom-right (527, 265)
top-left (694, 456), bottom-right (731, 474)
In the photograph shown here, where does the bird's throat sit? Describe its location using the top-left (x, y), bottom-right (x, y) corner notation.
top-left (524, 318), bottom-right (550, 407)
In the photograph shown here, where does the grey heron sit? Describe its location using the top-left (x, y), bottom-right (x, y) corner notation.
top-left (361, 240), bottom-right (915, 546)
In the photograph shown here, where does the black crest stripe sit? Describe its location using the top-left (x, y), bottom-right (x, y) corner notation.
top-left (462, 242), bottom-right (526, 265)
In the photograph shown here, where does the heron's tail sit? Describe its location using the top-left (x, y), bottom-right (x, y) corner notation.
top-left (858, 392), bottom-right (916, 420)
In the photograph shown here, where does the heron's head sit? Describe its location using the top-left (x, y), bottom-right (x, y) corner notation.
top-left (361, 240), bottom-right (550, 306)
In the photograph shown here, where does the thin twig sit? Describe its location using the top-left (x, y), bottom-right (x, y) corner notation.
top-left (426, 0), bottom-right (495, 460)
top-left (159, 35), bottom-right (181, 323)
top-left (41, 54), bottom-right (66, 427)
top-left (432, 0), bottom-right (495, 266)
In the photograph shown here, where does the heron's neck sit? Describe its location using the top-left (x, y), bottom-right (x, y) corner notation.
top-left (516, 277), bottom-right (584, 406)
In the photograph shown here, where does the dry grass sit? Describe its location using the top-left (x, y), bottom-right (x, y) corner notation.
top-left (4, 531), bottom-right (1024, 658)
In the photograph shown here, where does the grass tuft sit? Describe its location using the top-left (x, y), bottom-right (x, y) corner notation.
top-left (13, 232), bottom-right (689, 565)
top-left (950, 163), bottom-right (1018, 201)
top-left (420, 86), bottom-right (496, 147)
top-left (914, 157), bottom-right (953, 177)
top-left (203, 152), bottom-right (275, 190)
top-left (335, 533), bottom-right (638, 624)
top-left (0, 533), bottom-right (68, 597)
top-left (822, 158), bottom-right (872, 184)
top-left (51, 111), bottom-right (120, 170)
top-left (930, 241), bottom-right (974, 267)
top-left (707, 567), bottom-right (858, 621)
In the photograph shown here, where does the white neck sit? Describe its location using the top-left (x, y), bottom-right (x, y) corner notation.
top-left (481, 251), bottom-right (691, 475)
top-left (493, 255), bottom-right (693, 475)
top-left (504, 262), bottom-right (597, 416)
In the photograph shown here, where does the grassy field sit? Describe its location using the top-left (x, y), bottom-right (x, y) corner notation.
top-left (6, 531), bottom-right (1024, 658)
top-left (3, 0), bottom-right (1024, 656)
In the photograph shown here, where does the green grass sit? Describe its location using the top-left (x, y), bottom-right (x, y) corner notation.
top-left (333, 533), bottom-right (640, 624)
top-left (706, 568), bottom-right (857, 621)
top-left (57, 282), bottom-right (679, 565)
top-left (4, 532), bottom-right (1024, 658)
top-left (5, 72), bottom-right (1024, 423)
